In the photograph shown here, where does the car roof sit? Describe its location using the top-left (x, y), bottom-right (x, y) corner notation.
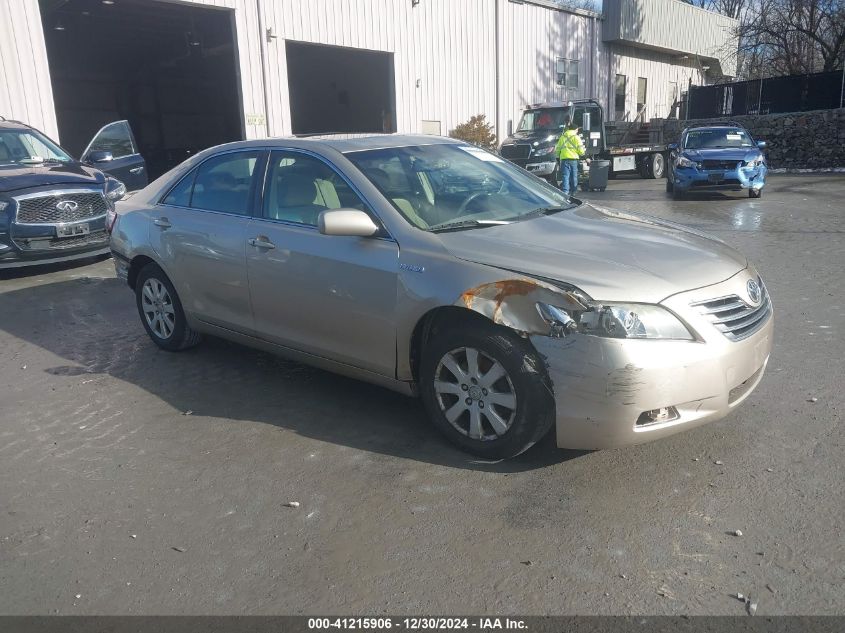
top-left (200, 134), bottom-right (464, 156)
top-left (683, 125), bottom-right (746, 132)
top-left (0, 119), bottom-right (32, 131)
top-left (286, 134), bottom-right (463, 153)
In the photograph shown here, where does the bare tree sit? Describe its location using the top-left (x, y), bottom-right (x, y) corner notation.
top-left (737, 0), bottom-right (845, 75)
top-left (553, 0), bottom-right (599, 12)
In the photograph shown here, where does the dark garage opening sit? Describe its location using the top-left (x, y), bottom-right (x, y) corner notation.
top-left (39, 0), bottom-right (243, 178)
top-left (286, 41), bottom-right (396, 136)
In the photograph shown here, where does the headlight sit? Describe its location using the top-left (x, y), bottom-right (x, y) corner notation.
top-left (675, 156), bottom-right (698, 169)
top-left (536, 301), bottom-right (694, 340)
top-left (105, 178), bottom-right (127, 202)
top-left (532, 145), bottom-right (556, 157)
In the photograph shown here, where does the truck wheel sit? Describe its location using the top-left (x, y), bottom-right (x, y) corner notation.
top-left (650, 153), bottom-right (666, 179)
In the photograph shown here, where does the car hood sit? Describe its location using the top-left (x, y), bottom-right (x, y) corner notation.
top-left (683, 148), bottom-right (760, 163)
top-left (436, 203), bottom-right (747, 303)
top-left (0, 162), bottom-right (105, 194)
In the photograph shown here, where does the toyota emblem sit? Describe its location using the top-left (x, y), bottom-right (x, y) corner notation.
top-left (746, 279), bottom-right (761, 304)
top-left (56, 200), bottom-right (79, 213)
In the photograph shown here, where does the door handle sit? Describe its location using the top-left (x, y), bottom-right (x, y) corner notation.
top-left (249, 237), bottom-right (276, 249)
top-left (129, 166), bottom-right (145, 174)
top-left (153, 217), bottom-right (171, 229)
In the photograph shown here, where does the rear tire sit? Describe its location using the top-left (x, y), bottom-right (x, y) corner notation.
top-left (136, 263), bottom-right (202, 352)
top-left (666, 177), bottom-right (674, 193)
top-left (420, 321), bottom-right (555, 459)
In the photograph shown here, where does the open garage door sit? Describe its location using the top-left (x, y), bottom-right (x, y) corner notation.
top-left (286, 41), bottom-right (396, 136)
top-left (39, 0), bottom-right (243, 179)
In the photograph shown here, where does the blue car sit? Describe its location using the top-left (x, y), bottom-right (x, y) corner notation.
top-left (666, 124), bottom-right (767, 199)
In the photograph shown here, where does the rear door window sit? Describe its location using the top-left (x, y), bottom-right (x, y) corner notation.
top-left (160, 150), bottom-right (261, 215)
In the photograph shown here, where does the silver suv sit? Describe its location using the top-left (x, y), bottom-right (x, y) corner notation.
top-left (110, 135), bottom-right (773, 459)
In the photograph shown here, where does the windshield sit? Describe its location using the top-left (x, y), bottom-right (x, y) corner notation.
top-left (684, 129), bottom-right (754, 150)
top-left (345, 143), bottom-right (574, 231)
top-left (0, 128), bottom-right (72, 166)
top-left (516, 108), bottom-right (568, 133)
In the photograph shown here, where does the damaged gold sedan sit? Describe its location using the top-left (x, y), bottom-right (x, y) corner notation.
top-left (110, 135), bottom-right (773, 459)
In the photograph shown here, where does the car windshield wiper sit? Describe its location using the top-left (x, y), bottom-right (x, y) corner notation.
top-left (428, 219), bottom-right (511, 233)
top-left (514, 205), bottom-right (571, 220)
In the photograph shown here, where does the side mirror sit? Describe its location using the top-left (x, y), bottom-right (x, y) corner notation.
top-left (667, 143), bottom-right (678, 151)
top-left (318, 209), bottom-right (379, 237)
top-left (87, 150), bottom-right (114, 163)
top-left (757, 141), bottom-right (767, 149)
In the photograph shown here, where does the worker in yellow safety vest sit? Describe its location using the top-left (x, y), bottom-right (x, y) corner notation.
top-left (555, 123), bottom-right (586, 198)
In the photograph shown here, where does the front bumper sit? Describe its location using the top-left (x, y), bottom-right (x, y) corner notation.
top-left (525, 160), bottom-right (557, 177)
top-left (674, 164), bottom-right (767, 192)
top-left (531, 270), bottom-right (773, 449)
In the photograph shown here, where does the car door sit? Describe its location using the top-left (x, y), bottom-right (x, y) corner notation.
top-left (81, 120), bottom-right (148, 191)
top-left (246, 149), bottom-right (399, 377)
top-left (149, 149), bottom-right (265, 335)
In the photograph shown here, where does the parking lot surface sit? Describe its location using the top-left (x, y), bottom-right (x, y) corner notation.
top-left (1, 174), bottom-right (843, 615)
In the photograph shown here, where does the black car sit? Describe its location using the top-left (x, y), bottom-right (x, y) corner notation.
top-left (0, 118), bottom-right (147, 269)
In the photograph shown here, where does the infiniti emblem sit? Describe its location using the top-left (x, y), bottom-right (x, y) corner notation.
top-left (56, 200), bottom-right (79, 213)
top-left (747, 279), bottom-right (761, 304)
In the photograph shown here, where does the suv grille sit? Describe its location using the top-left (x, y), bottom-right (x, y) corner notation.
top-left (15, 192), bottom-right (108, 224)
top-left (701, 159), bottom-right (740, 171)
top-left (500, 143), bottom-right (531, 160)
top-left (692, 278), bottom-right (771, 341)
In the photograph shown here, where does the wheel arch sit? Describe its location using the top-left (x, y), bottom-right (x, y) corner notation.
top-left (127, 254), bottom-right (157, 290)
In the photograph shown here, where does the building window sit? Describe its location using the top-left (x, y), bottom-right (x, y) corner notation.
top-left (637, 77), bottom-right (648, 117)
top-left (555, 58), bottom-right (579, 91)
top-left (614, 74), bottom-right (626, 121)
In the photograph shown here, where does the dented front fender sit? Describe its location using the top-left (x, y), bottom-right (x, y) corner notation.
top-left (456, 278), bottom-right (587, 335)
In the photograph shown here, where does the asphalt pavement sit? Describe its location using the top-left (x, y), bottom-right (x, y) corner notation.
top-left (0, 174), bottom-right (843, 615)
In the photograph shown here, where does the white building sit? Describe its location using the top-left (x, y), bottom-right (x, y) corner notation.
top-left (1, 0), bottom-right (736, 172)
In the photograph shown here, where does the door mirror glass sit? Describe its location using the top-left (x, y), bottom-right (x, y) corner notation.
top-left (88, 150), bottom-right (114, 163)
top-left (82, 120), bottom-right (137, 162)
top-left (756, 140), bottom-right (766, 149)
top-left (318, 209), bottom-right (379, 237)
top-left (667, 143), bottom-right (678, 151)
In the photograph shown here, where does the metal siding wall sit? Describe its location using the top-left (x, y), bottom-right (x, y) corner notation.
top-left (603, 0), bottom-right (738, 77)
top-left (498, 0), bottom-right (605, 135)
top-left (611, 43), bottom-right (705, 121)
top-left (0, 0), bottom-right (58, 139)
top-left (258, 0), bottom-right (496, 138)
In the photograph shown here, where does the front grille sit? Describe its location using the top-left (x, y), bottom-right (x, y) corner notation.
top-left (500, 143), bottom-right (531, 160)
top-left (15, 231), bottom-right (109, 252)
top-left (692, 278), bottom-right (772, 341)
top-left (701, 159), bottom-right (741, 171)
top-left (14, 192), bottom-right (108, 224)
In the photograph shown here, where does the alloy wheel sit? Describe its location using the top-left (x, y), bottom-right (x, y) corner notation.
top-left (433, 347), bottom-right (518, 441)
top-left (141, 277), bottom-right (176, 340)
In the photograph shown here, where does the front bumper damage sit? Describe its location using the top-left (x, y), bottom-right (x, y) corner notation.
top-left (674, 164), bottom-right (767, 192)
top-left (530, 271), bottom-right (773, 449)
top-left (525, 160), bottom-right (557, 177)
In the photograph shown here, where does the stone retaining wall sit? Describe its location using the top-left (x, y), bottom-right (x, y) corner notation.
top-left (659, 109), bottom-right (845, 169)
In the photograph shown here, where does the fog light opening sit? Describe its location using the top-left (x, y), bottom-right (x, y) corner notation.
top-left (637, 406), bottom-right (680, 427)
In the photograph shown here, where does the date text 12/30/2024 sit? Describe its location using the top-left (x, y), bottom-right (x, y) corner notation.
top-left (308, 618), bottom-right (528, 630)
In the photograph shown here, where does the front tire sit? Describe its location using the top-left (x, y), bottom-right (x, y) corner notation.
top-left (749, 188), bottom-right (762, 198)
top-left (136, 263), bottom-right (201, 351)
top-left (420, 321), bottom-right (555, 459)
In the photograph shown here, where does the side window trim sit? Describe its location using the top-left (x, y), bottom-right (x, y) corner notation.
top-left (260, 147), bottom-right (393, 239)
top-left (157, 149), bottom-right (268, 217)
